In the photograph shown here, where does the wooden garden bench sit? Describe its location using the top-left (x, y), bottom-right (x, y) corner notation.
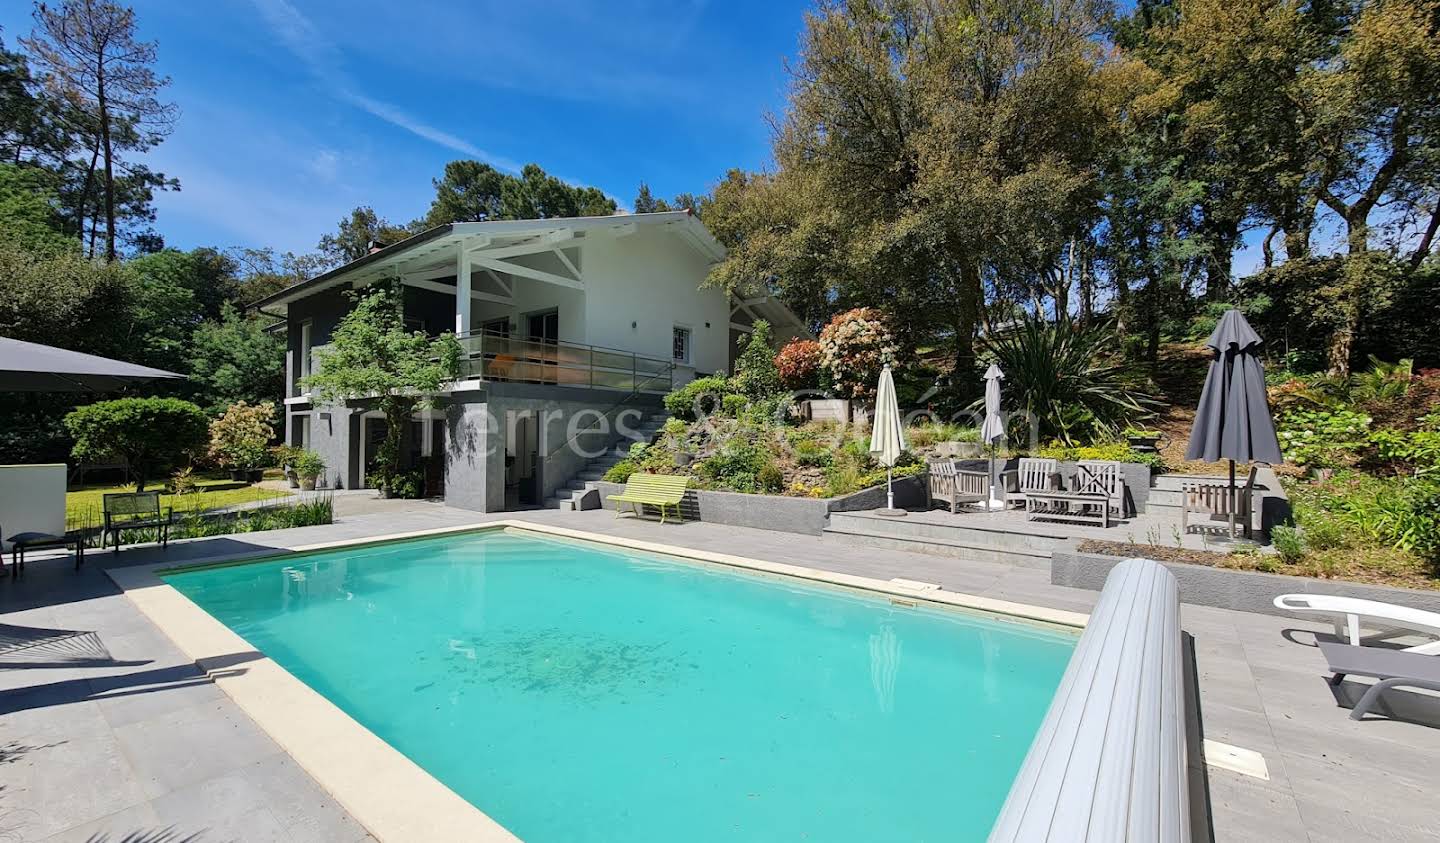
top-left (607, 474), bottom-right (691, 524)
top-left (927, 460), bottom-right (990, 514)
top-left (102, 491), bottom-right (173, 552)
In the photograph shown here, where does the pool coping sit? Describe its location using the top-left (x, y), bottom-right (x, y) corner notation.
top-left (106, 519), bottom-right (1090, 843)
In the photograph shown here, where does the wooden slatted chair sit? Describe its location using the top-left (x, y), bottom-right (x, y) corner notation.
top-left (1181, 465), bottom-right (1258, 540)
top-left (607, 474), bottom-right (691, 524)
top-left (927, 460), bottom-right (990, 514)
top-left (1073, 460), bottom-right (1126, 519)
top-left (1004, 458), bottom-right (1061, 509)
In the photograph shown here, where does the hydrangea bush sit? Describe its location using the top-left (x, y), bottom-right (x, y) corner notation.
top-left (817, 307), bottom-right (897, 400)
top-left (1277, 408), bottom-right (1372, 468)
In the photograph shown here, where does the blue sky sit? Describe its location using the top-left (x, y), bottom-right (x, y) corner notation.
top-left (0, 0), bottom-right (811, 254)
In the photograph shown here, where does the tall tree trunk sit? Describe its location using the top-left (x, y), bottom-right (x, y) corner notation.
top-left (1078, 253), bottom-right (1093, 325)
top-left (98, 64), bottom-right (117, 262)
top-left (954, 261), bottom-right (981, 384)
top-left (1261, 225), bottom-right (1279, 269)
top-left (1407, 196), bottom-right (1438, 271)
top-left (1204, 216), bottom-right (1239, 300)
top-left (76, 139), bottom-right (101, 250)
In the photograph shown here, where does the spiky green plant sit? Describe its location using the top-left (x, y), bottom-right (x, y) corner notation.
top-left (979, 314), bottom-right (1159, 445)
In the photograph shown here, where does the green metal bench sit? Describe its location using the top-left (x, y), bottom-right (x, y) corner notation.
top-left (102, 491), bottom-right (173, 552)
top-left (607, 474), bottom-right (691, 524)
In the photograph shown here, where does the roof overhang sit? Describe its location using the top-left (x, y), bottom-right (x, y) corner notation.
top-left (249, 211), bottom-right (726, 315)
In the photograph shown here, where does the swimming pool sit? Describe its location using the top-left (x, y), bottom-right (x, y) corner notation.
top-left (163, 529), bottom-right (1075, 842)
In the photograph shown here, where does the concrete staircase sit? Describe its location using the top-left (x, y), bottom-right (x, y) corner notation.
top-left (822, 511), bottom-right (1064, 569)
top-left (542, 411), bottom-right (669, 511)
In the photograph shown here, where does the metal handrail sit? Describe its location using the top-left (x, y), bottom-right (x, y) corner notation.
top-left (544, 361), bottom-right (675, 461)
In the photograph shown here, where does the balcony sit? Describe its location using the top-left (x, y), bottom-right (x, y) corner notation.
top-left (455, 332), bottom-right (674, 394)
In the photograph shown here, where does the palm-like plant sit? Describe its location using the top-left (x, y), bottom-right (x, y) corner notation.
top-left (979, 313), bottom-right (1159, 445)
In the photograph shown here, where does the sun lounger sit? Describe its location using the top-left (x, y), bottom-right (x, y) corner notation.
top-left (1319, 641), bottom-right (1440, 721)
top-left (1274, 594), bottom-right (1440, 655)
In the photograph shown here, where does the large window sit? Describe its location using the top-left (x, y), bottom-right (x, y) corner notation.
top-left (672, 326), bottom-right (691, 364)
top-left (298, 320), bottom-right (313, 390)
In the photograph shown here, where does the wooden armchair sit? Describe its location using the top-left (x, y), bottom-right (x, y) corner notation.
top-left (927, 460), bottom-right (990, 514)
top-left (1182, 465), bottom-right (1259, 540)
top-left (1072, 460), bottom-right (1126, 519)
top-left (1003, 458), bottom-right (1061, 509)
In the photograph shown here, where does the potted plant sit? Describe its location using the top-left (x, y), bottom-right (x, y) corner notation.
top-left (1123, 426), bottom-right (1163, 453)
top-left (293, 449), bottom-right (325, 491)
top-left (209, 401), bottom-right (278, 482)
top-left (274, 445), bottom-right (302, 488)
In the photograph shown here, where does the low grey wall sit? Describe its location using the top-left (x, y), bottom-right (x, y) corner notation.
top-left (593, 475), bottom-right (926, 536)
top-left (1052, 549), bottom-right (1440, 615)
top-left (956, 458), bottom-right (1152, 515)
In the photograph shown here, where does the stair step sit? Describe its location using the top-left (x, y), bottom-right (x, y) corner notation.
top-left (826, 512), bottom-right (1068, 554)
top-left (821, 525), bottom-right (1052, 569)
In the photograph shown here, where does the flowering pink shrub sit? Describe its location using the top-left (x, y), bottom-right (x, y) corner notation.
top-left (775, 338), bottom-right (821, 390)
top-left (818, 308), bottom-right (897, 400)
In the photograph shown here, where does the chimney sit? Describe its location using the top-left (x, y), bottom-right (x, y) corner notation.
top-left (367, 239), bottom-right (387, 255)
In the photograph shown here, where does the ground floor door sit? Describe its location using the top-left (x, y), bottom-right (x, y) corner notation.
top-left (505, 412), bottom-right (539, 508)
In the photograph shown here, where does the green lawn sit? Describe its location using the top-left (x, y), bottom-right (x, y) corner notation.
top-left (66, 478), bottom-right (290, 525)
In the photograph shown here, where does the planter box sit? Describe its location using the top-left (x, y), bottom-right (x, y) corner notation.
top-left (1052, 549), bottom-right (1440, 615)
top-left (933, 442), bottom-right (984, 459)
top-left (593, 474), bottom-right (927, 536)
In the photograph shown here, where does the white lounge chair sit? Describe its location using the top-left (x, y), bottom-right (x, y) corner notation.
top-left (1273, 594), bottom-right (1440, 655)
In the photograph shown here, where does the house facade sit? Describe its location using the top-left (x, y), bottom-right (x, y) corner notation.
top-left (253, 210), bottom-right (807, 512)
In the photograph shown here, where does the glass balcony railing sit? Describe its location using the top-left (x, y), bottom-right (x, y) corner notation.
top-left (455, 331), bottom-right (674, 394)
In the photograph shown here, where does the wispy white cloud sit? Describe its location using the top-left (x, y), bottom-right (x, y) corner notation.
top-left (248, 0), bottom-right (519, 171)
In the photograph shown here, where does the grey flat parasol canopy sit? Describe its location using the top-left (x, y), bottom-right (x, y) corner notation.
top-left (0, 337), bottom-right (184, 392)
top-left (1185, 309), bottom-right (1283, 465)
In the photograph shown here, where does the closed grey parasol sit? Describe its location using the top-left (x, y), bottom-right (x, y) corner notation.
top-left (1185, 310), bottom-right (1283, 465)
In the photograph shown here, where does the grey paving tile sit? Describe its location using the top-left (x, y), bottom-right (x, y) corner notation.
top-left (35, 802), bottom-right (162, 843)
top-left (240, 753), bottom-right (372, 843)
top-left (111, 701), bottom-right (282, 800)
top-left (147, 772), bottom-right (290, 842)
top-left (1295, 796), bottom-right (1437, 842)
top-left (2, 730), bottom-right (149, 841)
top-left (90, 663), bottom-right (225, 729)
top-left (1204, 769), bottom-right (1308, 842)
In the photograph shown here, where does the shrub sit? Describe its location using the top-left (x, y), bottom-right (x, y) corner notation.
top-left (386, 469), bottom-right (425, 499)
top-left (169, 466), bottom-right (198, 495)
top-left (794, 441), bottom-right (833, 467)
top-left (1277, 408), bottom-right (1372, 468)
top-left (818, 308), bottom-right (897, 400)
top-left (757, 461), bottom-right (784, 493)
top-left (293, 449), bottom-right (325, 482)
top-left (663, 376), bottom-right (732, 422)
top-left (697, 440), bottom-right (770, 492)
top-left (980, 313), bottom-right (1159, 445)
top-left (604, 459), bottom-right (637, 483)
top-left (208, 401), bottom-right (277, 472)
top-left (1032, 441), bottom-right (1166, 471)
top-left (64, 397), bottom-right (209, 491)
top-left (732, 320), bottom-right (783, 400)
top-left (1371, 414), bottom-right (1440, 475)
top-left (721, 394), bottom-right (749, 418)
top-left (775, 338), bottom-right (822, 390)
top-left (1271, 525), bottom-right (1306, 564)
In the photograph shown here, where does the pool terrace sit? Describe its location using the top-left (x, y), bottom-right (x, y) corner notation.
top-left (4, 499), bottom-right (1439, 841)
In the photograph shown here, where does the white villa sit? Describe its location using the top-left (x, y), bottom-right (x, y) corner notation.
top-left (250, 210), bottom-right (807, 511)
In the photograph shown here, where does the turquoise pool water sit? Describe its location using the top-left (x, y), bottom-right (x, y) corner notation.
top-left (164, 530), bottom-right (1075, 842)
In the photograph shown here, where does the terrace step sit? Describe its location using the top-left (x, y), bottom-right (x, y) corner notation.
top-left (821, 524), bottom-right (1053, 569)
top-left (827, 511), bottom-right (1071, 555)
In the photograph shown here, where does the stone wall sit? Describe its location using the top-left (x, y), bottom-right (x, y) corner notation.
top-left (1052, 549), bottom-right (1440, 615)
top-left (594, 474), bottom-right (927, 536)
